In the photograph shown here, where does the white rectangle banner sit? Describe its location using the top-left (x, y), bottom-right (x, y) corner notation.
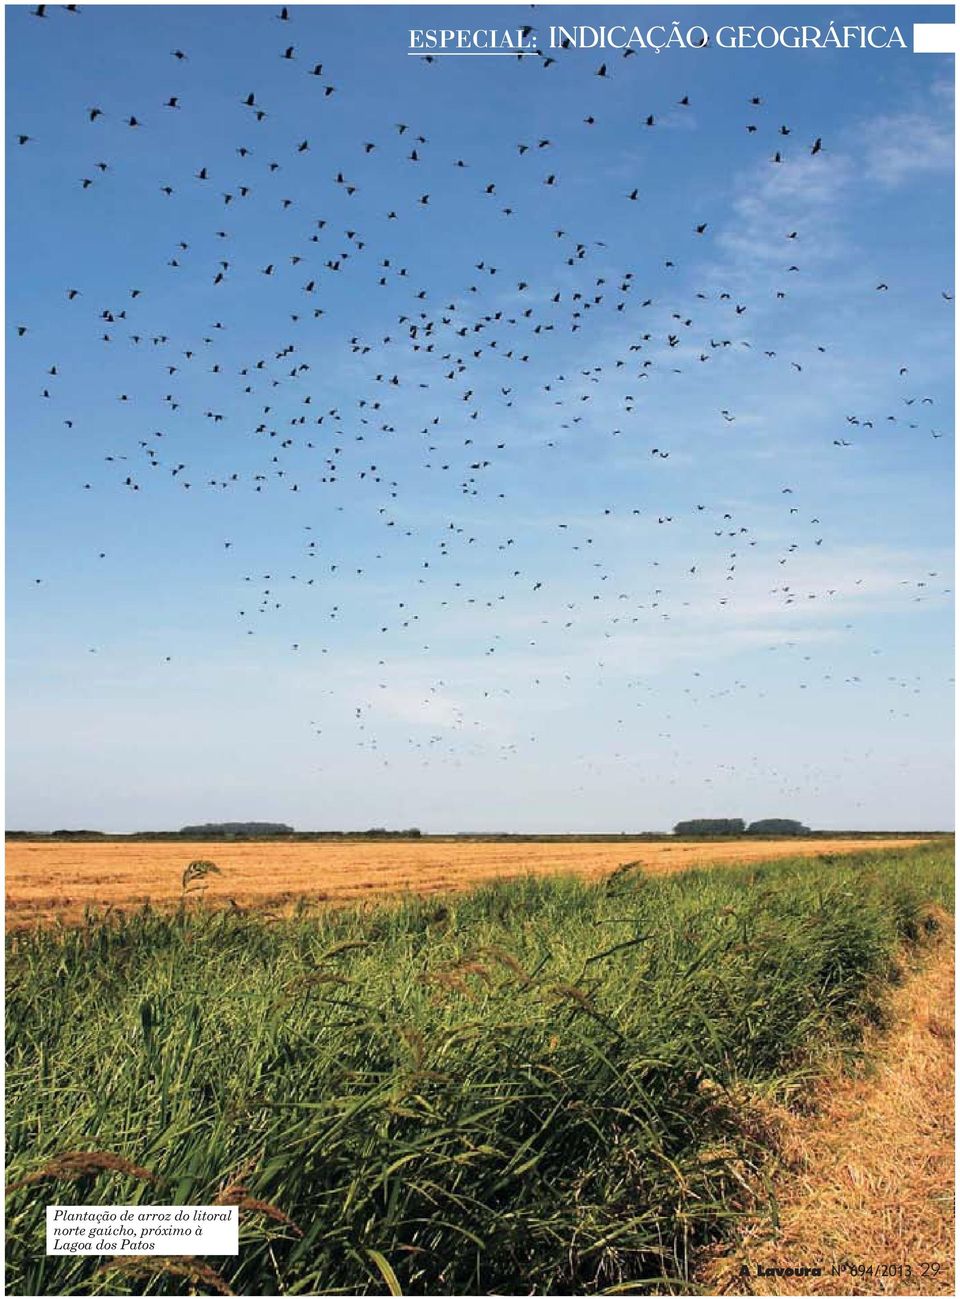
top-left (46, 1206), bottom-right (239, 1256)
top-left (914, 23), bottom-right (957, 53)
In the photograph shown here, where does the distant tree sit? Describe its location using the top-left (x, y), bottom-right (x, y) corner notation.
top-left (350, 828), bottom-right (421, 838)
top-left (673, 818), bottom-right (745, 837)
top-left (746, 818), bottom-right (810, 836)
top-left (178, 822), bottom-right (294, 838)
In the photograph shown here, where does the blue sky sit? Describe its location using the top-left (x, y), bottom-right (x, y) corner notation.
top-left (7, 3), bottom-right (955, 832)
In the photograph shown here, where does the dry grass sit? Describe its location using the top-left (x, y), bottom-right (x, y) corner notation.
top-left (701, 923), bottom-right (955, 1296)
top-left (4, 837), bottom-right (930, 928)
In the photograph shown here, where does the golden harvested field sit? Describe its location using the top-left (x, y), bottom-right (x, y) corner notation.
top-left (5, 837), bottom-right (929, 928)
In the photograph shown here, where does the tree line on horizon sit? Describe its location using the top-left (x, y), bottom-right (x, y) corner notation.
top-left (5, 822), bottom-right (425, 840)
top-left (8, 818), bottom-right (813, 840)
top-left (672, 818), bottom-right (811, 836)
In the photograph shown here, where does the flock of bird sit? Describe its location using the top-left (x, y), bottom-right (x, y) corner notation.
top-left (11, 5), bottom-right (953, 812)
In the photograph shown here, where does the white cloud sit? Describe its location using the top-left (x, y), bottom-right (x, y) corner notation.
top-left (862, 77), bottom-right (954, 187)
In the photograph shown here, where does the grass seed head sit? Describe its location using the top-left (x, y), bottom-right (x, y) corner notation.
top-left (7, 1150), bottom-right (160, 1193)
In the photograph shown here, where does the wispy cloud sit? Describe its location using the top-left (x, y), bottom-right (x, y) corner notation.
top-left (862, 76), bottom-right (954, 187)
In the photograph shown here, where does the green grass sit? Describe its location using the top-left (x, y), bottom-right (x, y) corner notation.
top-left (5, 843), bottom-right (953, 1295)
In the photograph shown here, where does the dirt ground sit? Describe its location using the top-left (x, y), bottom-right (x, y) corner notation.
top-left (5, 837), bottom-right (928, 927)
top-left (700, 923), bottom-right (954, 1296)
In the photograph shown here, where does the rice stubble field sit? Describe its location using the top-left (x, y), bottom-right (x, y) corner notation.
top-left (5, 835), bottom-right (932, 927)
